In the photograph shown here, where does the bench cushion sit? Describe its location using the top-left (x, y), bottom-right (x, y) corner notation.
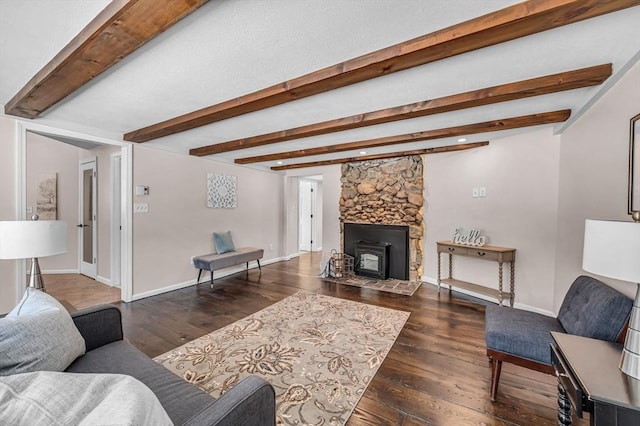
top-left (194, 247), bottom-right (264, 271)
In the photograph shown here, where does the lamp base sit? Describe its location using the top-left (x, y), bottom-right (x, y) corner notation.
top-left (28, 257), bottom-right (46, 292)
top-left (621, 283), bottom-right (640, 379)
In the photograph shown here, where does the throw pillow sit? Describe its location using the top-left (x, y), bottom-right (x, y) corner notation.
top-left (0, 371), bottom-right (172, 426)
top-left (213, 231), bottom-right (236, 254)
top-left (0, 289), bottom-right (86, 376)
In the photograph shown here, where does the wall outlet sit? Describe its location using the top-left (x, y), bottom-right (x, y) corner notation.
top-left (134, 203), bottom-right (149, 213)
top-left (269, 243), bottom-right (274, 251)
top-left (472, 188), bottom-right (479, 198)
top-left (479, 187), bottom-right (487, 197)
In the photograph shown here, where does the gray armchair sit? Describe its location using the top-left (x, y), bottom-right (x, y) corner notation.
top-left (485, 275), bottom-right (632, 401)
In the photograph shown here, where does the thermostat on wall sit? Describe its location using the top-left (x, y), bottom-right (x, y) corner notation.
top-left (135, 185), bottom-right (149, 196)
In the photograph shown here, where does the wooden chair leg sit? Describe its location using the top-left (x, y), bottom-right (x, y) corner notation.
top-left (257, 259), bottom-right (261, 271)
top-left (197, 269), bottom-right (202, 284)
top-left (490, 358), bottom-right (502, 401)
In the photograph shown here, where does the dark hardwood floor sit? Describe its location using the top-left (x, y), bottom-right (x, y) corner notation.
top-left (57, 253), bottom-right (587, 425)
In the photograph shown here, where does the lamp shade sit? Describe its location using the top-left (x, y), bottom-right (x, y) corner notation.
top-left (583, 219), bottom-right (640, 283)
top-left (0, 220), bottom-right (67, 259)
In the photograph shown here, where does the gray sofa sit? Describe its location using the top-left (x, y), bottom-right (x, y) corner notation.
top-left (66, 304), bottom-right (276, 426)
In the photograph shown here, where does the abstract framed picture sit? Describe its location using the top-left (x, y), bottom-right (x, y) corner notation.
top-left (629, 113), bottom-right (640, 217)
top-left (207, 173), bottom-right (237, 208)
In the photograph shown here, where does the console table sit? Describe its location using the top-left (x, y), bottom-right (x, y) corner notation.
top-left (551, 332), bottom-right (640, 425)
top-left (436, 241), bottom-right (516, 307)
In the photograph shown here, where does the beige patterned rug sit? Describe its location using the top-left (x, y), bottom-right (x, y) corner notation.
top-left (155, 292), bottom-right (409, 425)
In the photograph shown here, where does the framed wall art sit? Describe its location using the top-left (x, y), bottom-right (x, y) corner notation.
top-left (37, 172), bottom-right (58, 219)
top-left (207, 173), bottom-right (237, 208)
top-left (629, 113), bottom-right (640, 219)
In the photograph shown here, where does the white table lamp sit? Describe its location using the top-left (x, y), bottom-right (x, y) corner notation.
top-left (583, 219), bottom-right (640, 379)
top-left (0, 217), bottom-right (67, 292)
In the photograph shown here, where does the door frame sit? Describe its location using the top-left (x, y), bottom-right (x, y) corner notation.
top-left (298, 179), bottom-right (317, 252)
top-left (15, 121), bottom-right (133, 303)
top-left (79, 157), bottom-right (98, 278)
top-left (111, 153), bottom-right (122, 287)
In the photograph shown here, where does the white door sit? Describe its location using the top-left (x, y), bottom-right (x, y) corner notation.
top-left (299, 180), bottom-right (316, 252)
top-left (79, 159), bottom-right (97, 278)
top-left (111, 154), bottom-right (122, 287)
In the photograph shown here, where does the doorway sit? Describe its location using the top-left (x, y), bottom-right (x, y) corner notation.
top-left (298, 179), bottom-right (317, 252)
top-left (79, 158), bottom-right (97, 279)
top-left (15, 122), bottom-right (133, 304)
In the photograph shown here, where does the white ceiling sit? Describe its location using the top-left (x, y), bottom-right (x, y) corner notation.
top-left (1, 1), bottom-right (639, 171)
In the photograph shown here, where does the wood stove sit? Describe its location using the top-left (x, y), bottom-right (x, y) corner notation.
top-left (354, 241), bottom-right (390, 279)
top-left (343, 223), bottom-right (409, 280)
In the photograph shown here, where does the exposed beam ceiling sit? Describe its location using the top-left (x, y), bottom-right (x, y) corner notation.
top-left (4, 0), bottom-right (209, 119)
top-left (124, 0), bottom-right (638, 143)
top-left (271, 142), bottom-right (491, 171)
top-left (195, 64), bottom-right (610, 157)
top-left (231, 110), bottom-right (570, 163)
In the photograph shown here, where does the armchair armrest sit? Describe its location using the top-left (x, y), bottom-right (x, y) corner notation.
top-left (184, 375), bottom-right (276, 426)
top-left (71, 304), bottom-right (123, 351)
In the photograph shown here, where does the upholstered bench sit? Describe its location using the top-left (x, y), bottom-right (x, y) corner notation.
top-left (194, 247), bottom-right (264, 286)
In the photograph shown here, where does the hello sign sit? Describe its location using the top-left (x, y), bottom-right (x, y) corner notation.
top-left (452, 227), bottom-right (487, 247)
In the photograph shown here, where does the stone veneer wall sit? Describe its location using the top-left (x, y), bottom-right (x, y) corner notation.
top-left (339, 155), bottom-right (424, 281)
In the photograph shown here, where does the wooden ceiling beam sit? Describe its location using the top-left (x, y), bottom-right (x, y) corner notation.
top-left (271, 142), bottom-right (490, 171)
top-left (126, 0), bottom-right (638, 143)
top-left (199, 64), bottom-right (610, 157)
top-left (232, 110), bottom-right (570, 164)
top-left (4, 0), bottom-right (210, 119)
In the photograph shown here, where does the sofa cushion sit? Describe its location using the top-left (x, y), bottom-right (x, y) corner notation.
top-left (0, 371), bottom-right (172, 426)
top-left (66, 340), bottom-right (214, 425)
top-left (213, 231), bottom-right (236, 254)
top-left (557, 275), bottom-right (632, 342)
top-left (485, 305), bottom-right (566, 364)
top-left (0, 289), bottom-right (85, 376)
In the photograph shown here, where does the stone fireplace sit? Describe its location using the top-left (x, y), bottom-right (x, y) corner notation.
top-left (339, 155), bottom-right (424, 281)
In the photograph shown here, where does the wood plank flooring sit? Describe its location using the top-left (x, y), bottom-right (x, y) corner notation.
top-left (48, 254), bottom-right (587, 425)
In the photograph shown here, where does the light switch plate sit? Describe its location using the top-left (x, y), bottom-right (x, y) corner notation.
top-left (134, 203), bottom-right (149, 213)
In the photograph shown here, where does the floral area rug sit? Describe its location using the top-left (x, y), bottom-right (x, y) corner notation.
top-left (155, 292), bottom-right (409, 425)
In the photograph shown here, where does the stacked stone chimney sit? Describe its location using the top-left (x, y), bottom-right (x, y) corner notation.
top-left (339, 155), bottom-right (424, 281)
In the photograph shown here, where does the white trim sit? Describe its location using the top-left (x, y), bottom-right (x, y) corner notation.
top-left (96, 275), bottom-right (114, 286)
top-left (121, 144), bottom-right (133, 302)
top-left (110, 153), bottom-right (122, 288)
top-left (285, 252), bottom-right (303, 260)
top-left (41, 269), bottom-right (80, 274)
top-left (132, 256), bottom-right (287, 301)
top-left (421, 276), bottom-right (555, 317)
top-left (79, 157), bottom-right (98, 279)
top-left (14, 120), bottom-right (132, 304)
top-left (132, 256), bottom-right (290, 301)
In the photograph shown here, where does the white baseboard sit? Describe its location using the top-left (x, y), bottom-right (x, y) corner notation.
top-left (131, 256), bottom-right (288, 302)
top-left (42, 269), bottom-right (79, 274)
top-left (285, 252), bottom-right (302, 260)
top-left (96, 275), bottom-right (113, 286)
top-left (421, 276), bottom-right (554, 317)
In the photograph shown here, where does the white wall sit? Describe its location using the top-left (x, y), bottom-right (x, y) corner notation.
top-left (0, 116), bottom-right (17, 313)
top-left (423, 127), bottom-right (561, 313)
top-left (553, 61), bottom-right (640, 308)
top-left (131, 145), bottom-right (285, 297)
